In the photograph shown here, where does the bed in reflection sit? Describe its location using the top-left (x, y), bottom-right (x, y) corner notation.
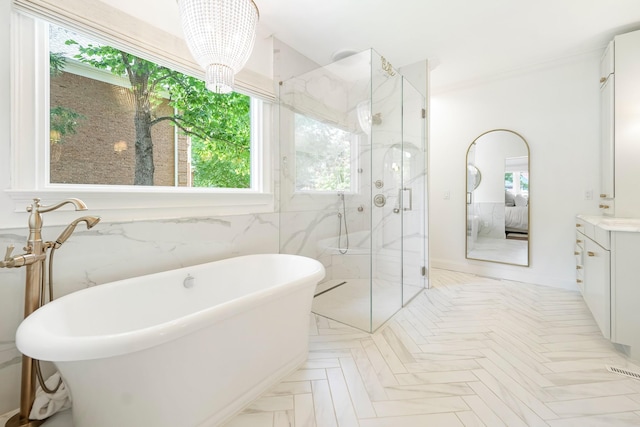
top-left (505, 191), bottom-right (528, 239)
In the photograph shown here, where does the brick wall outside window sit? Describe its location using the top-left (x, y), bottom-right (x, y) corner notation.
top-left (50, 71), bottom-right (190, 187)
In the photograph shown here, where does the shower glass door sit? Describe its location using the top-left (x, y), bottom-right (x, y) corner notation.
top-left (278, 49), bottom-right (427, 333)
top-left (370, 50), bottom-right (403, 331)
top-left (401, 78), bottom-right (427, 305)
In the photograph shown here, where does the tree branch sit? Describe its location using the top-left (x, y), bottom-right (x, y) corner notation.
top-left (149, 115), bottom-right (234, 146)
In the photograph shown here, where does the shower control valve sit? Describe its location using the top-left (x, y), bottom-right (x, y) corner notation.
top-left (373, 194), bottom-right (386, 207)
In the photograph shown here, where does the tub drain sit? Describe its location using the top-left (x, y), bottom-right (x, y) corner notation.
top-left (314, 281), bottom-right (347, 298)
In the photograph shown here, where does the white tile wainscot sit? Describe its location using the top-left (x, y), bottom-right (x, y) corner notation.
top-left (576, 214), bottom-right (640, 362)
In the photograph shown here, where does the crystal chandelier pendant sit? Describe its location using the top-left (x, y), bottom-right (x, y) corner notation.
top-left (178, 0), bottom-right (259, 94)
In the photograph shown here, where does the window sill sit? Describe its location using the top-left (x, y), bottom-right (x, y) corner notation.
top-left (5, 187), bottom-right (275, 225)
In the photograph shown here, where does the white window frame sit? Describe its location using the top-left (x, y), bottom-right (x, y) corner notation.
top-left (7, 12), bottom-right (274, 223)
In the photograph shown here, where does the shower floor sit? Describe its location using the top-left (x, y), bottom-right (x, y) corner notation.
top-left (312, 278), bottom-right (421, 332)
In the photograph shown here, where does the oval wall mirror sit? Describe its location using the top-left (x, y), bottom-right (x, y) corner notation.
top-left (467, 164), bottom-right (481, 191)
top-left (465, 129), bottom-right (530, 266)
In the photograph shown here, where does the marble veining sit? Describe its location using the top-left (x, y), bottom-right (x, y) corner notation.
top-left (0, 212), bottom-right (279, 414)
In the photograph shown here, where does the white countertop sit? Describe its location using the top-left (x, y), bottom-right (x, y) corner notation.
top-left (577, 214), bottom-right (640, 232)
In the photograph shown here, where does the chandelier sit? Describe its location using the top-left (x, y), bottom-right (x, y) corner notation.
top-left (177, 0), bottom-right (259, 94)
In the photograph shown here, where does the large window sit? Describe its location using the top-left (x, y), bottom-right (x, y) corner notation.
top-left (293, 114), bottom-right (356, 193)
top-left (49, 24), bottom-right (255, 189)
top-left (9, 12), bottom-right (273, 221)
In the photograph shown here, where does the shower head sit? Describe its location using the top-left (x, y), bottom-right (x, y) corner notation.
top-left (54, 216), bottom-right (101, 248)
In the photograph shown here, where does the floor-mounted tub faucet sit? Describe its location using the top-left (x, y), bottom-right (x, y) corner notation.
top-left (2, 198), bottom-right (99, 427)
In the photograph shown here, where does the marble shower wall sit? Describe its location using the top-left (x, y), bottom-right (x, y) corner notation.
top-left (476, 202), bottom-right (506, 238)
top-left (0, 212), bottom-right (278, 414)
top-left (277, 50), bottom-right (373, 283)
top-left (278, 49), bottom-right (427, 289)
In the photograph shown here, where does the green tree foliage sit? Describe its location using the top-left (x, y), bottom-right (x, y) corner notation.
top-left (65, 40), bottom-right (250, 187)
top-left (294, 114), bottom-right (351, 191)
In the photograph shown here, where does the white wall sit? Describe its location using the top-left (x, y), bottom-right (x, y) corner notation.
top-left (430, 52), bottom-right (602, 288)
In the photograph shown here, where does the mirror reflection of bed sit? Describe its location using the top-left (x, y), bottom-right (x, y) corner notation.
top-left (504, 156), bottom-right (528, 241)
top-left (466, 130), bottom-right (529, 266)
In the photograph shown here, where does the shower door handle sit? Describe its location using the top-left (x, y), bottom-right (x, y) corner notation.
top-left (402, 187), bottom-right (412, 211)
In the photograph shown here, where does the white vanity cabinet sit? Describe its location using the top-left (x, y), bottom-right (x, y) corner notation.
top-left (575, 219), bottom-right (610, 339)
top-left (582, 236), bottom-right (610, 339)
top-left (576, 215), bottom-right (640, 359)
top-left (600, 29), bottom-right (640, 216)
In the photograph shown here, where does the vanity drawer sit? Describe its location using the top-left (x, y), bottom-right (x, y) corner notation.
top-left (574, 244), bottom-right (583, 265)
top-left (575, 244), bottom-right (584, 294)
top-left (576, 220), bottom-right (595, 240)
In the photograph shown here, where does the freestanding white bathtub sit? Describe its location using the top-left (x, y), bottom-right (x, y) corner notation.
top-left (16, 254), bottom-right (325, 427)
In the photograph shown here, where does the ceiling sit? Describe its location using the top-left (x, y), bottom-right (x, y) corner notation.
top-left (102, 0), bottom-right (640, 91)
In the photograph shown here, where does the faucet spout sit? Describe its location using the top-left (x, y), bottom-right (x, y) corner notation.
top-left (35, 198), bottom-right (88, 213)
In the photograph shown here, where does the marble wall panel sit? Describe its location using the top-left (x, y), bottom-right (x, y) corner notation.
top-left (0, 212), bottom-right (278, 414)
top-left (476, 202), bottom-right (506, 239)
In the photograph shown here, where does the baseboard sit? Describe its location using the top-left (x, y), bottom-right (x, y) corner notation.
top-left (430, 258), bottom-right (579, 292)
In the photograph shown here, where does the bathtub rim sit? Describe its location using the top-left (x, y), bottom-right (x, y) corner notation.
top-left (16, 253), bottom-right (324, 362)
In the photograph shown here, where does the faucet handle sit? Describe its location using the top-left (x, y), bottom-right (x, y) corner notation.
top-left (4, 245), bottom-right (14, 261)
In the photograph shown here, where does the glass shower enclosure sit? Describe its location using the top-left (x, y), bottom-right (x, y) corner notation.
top-left (279, 49), bottom-right (428, 333)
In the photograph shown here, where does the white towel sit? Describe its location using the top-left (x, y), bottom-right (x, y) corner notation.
top-left (29, 372), bottom-right (72, 420)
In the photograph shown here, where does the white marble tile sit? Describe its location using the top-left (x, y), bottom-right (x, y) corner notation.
top-left (545, 380), bottom-right (636, 401)
top-left (455, 410), bottom-right (487, 427)
top-left (359, 412), bottom-right (465, 427)
top-left (247, 395), bottom-right (294, 412)
top-left (372, 395), bottom-right (469, 417)
top-left (294, 393), bottom-right (316, 427)
top-left (384, 383), bottom-right (474, 400)
top-left (312, 380), bottom-right (338, 427)
top-left (273, 411), bottom-right (294, 427)
top-left (361, 339), bottom-right (399, 387)
top-left (461, 395), bottom-right (507, 427)
top-left (265, 381), bottom-right (312, 396)
top-left (326, 368), bottom-right (359, 427)
top-left (338, 357), bottom-right (377, 418)
top-left (471, 368), bottom-right (557, 423)
top-left (547, 412), bottom-right (640, 427)
top-left (546, 395), bottom-right (640, 417)
top-left (466, 382), bottom-right (529, 427)
top-left (284, 369), bottom-right (327, 382)
top-left (395, 370), bottom-right (478, 385)
top-left (223, 411), bottom-right (274, 427)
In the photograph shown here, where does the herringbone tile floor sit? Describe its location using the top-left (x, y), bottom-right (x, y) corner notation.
top-left (224, 269), bottom-right (640, 427)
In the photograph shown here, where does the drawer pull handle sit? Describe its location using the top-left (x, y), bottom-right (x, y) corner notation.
top-left (576, 223), bottom-right (582, 227)
top-left (600, 194), bottom-right (608, 198)
top-left (588, 251), bottom-right (596, 257)
top-left (577, 279), bottom-right (583, 283)
top-left (600, 77), bottom-right (606, 83)
top-left (599, 204), bottom-right (610, 209)
top-left (576, 265), bottom-right (582, 270)
top-left (574, 251), bottom-right (580, 255)
top-left (576, 239), bottom-right (582, 244)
